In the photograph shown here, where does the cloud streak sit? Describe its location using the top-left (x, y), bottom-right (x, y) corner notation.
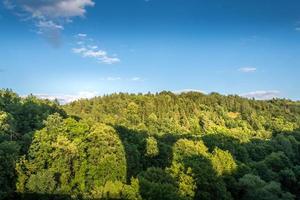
top-left (106, 77), bottom-right (121, 81)
top-left (241, 90), bottom-right (280, 100)
top-left (99, 77), bottom-right (143, 81)
top-left (32, 91), bottom-right (98, 104)
top-left (72, 34), bottom-right (120, 64)
top-left (130, 77), bottom-right (142, 81)
top-left (173, 89), bottom-right (207, 94)
top-left (238, 67), bottom-right (257, 73)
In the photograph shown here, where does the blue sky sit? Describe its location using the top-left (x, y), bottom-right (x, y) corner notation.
top-left (0, 0), bottom-right (300, 102)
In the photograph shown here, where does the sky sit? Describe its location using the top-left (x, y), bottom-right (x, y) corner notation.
top-left (0, 0), bottom-right (300, 103)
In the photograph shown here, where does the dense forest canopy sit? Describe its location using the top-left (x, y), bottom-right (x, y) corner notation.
top-left (0, 89), bottom-right (300, 199)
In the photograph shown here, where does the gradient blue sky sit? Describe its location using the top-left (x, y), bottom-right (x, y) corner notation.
top-left (0, 0), bottom-right (300, 101)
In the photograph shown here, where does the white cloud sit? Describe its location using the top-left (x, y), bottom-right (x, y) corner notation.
top-left (241, 90), bottom-right (280, 100)
top-left (130, 77), bottom-right (141, 81)
top-left (32, 91), bottom-right (98, 104)
top-left (173, 89), bottom-right (207, 94)
top-left (100, 56), bottom-right (120, 65)
top-left (99, 77), bottom-right (144, 81)
top-left (4, 0), bottom-right (95, 46)
top-left (89, 45), bottom-right (98, 49)
top-left (5, 0), bottom-right (95, 19)
top-left (72, 47), bottom-right (87, 54)
top-left (36, 20), bottom-right (64, 30)
top-left (77, 33), bottom-right (87, 37)
top-left (238, 67), bottom-right (257, 73)
top-left (106, 77), bottom-right (121, 81)
top-left (295, 27), bottom-right (300, 31)
top-left (72, 34), bottom-right (120, 64)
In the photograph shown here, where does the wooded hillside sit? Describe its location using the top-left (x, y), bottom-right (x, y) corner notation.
top-left (1, 89), bottom-right (300, 199)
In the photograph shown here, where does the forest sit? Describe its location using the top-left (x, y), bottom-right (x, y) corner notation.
top-left (0, 89), bottom-right (300, 200)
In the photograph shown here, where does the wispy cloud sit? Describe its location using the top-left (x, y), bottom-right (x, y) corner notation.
top-left (72, 34), bottom-right (120, 64)
top-left (31, 91), bottom-right (98, 104)
top-left (241, 90), bottom-right (280, 100)
top-left (35, 20), bottom-right (65, 46)
top-left (130, 77), bottom-right (142, 81)
top-left (173, 89), bottom-right (207, 94)
top-left (4, 0), bottom-right (95, 46)
top-left (295, 21), bottom-right (300, 31)
top-left (106, 77), bottom-right (121, 81)
top-left (238, 67), bottom-right (257, 73)
top-left (100, 76), bottom-right (143, 81)
top-left (77, 33), bottom-right (87, 37)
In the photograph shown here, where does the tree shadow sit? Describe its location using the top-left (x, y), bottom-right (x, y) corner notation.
top-left (182, 154), bottom-right (232, 200)
top-left (6, 124), bottom-right (300, 199)
top-left (202, 134), bottom-right (247, 159)
top-left (114, 126), bottom-right (148, 180)
top-left (114, 126), bottom-right (200, 181)
top-left (137, 167), bottom-right (182, 200)
top-left (113, 127), bottom-right (238, 199)
top-left (201, 132), bottom-right (300, 199)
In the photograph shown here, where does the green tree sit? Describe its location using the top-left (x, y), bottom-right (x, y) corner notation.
top-left (145, 136), bottom-right (159, 157)
top-left (210, 148), bottom-right (237, 176)
top-left (16, 114), bottom-right (127, 198)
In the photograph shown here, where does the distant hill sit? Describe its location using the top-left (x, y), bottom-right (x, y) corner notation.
top-left (65, 91), bottom-right (300, 140)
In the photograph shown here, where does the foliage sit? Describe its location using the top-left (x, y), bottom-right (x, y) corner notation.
top-left (0, 89), bottom-right (65, 199)
top-left (1, 89), bottom-right (300, 199)
top-left (145, 136), bottom-right (159, 157)
top-left (16, 115), bottom-right (127, 198)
